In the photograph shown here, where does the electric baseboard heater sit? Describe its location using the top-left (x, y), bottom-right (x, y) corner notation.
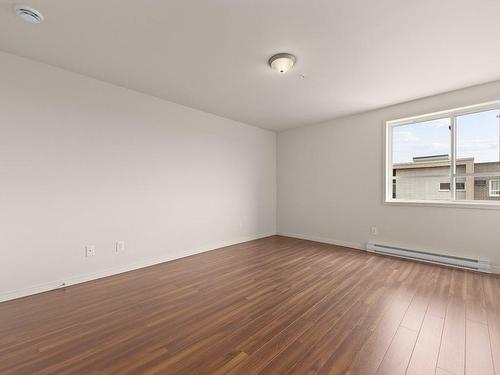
top-left (366, 243), bottom-right (491, 273)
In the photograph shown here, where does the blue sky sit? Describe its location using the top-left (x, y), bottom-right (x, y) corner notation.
top-left (393, 109), bottom-right (500, 164)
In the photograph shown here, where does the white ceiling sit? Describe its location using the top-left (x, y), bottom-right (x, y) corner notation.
top-left (1, 1), bottom-right (500, 131)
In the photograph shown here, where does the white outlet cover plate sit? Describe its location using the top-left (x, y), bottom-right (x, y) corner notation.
top-left (85, 245), bottom-right (95, 257)
top-left (116, 241), bottom-right (125, 252)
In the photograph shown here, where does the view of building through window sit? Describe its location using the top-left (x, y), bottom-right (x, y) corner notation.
top-left (390, 106), bottom-right (500, 202)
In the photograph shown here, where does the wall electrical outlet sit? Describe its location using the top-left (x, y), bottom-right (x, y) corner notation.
top-left (85, 245), bottom-right (96, 257)
top-left (371, 227), bottom-right (378, 235)
top-left (116, 241), bottom-right (125, 252)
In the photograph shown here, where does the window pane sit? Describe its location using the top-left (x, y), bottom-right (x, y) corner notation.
top-left (455, 108), bottom-right (500, 201)
top-left (456, 108), bottom-right (500, 174)
top-left (439, 182), bottom-right (450, 191)
top-left (392, 118), bottom-right (451, 200)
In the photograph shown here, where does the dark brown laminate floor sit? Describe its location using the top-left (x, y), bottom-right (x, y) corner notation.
top-left (1, 235), bottom-right (500, 374)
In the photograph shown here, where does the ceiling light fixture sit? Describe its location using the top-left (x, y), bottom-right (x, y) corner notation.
top-left (14, 5), bottom-right (44, 24)
top-left (268, 53), bottom-right (296, 74)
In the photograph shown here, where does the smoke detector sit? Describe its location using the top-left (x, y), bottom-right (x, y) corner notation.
top-left (269, 53), bottom-right (296, 74)
top-left (15, 5), bottom-right (44, 24)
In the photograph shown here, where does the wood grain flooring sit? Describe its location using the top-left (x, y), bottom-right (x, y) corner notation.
top-left (1, 235), bottom-right (499, 374)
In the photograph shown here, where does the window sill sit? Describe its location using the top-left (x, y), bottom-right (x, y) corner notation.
top-left (384, 199), bottom-right (500, 210)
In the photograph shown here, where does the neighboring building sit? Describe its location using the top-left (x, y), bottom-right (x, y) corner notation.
top-left (393, 155), bottom-right (500, 201)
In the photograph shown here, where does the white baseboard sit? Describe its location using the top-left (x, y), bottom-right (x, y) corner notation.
top-left (0, 232), bottom-right (276, 303)
top-left (278, 232), bottom-right (500, 275)
top-left (4, 231), bottom-right (497, 303)
top-left (277, 232), bottom-right (365, 251)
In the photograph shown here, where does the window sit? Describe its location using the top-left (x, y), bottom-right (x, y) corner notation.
top-left (386, 101), bottom-right (500, 206)
top-left (490, 180), bottom-right (500, 197)
top-left (439, 182), bottom-right (465, 191)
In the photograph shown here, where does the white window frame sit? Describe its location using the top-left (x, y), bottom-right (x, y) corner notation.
top-left (490, 180), bottom-right (500, 197)
top-left (385, 99), bottom-right (500, 209)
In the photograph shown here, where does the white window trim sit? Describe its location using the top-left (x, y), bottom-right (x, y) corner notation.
top-left (490, 180), bottom-right (500, 197)
top-left (385, 99), bottom-right (500, 209)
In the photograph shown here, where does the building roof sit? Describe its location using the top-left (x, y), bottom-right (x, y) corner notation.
top-left (393, 157), bottom-right (474, 170)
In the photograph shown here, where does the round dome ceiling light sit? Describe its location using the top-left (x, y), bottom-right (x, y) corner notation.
top-left (268, 53), bottom-right (296, 74)
top-left (14, 5), bottom-right (44, 24)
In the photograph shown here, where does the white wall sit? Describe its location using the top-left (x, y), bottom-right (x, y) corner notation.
top-left (278, 80), bottom-right (500, 271)
top-left (0, 52), bottom-right (276, 301)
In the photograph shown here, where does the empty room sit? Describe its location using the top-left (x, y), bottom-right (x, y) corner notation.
top-left (1, 1), bottom-right (500, 374)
